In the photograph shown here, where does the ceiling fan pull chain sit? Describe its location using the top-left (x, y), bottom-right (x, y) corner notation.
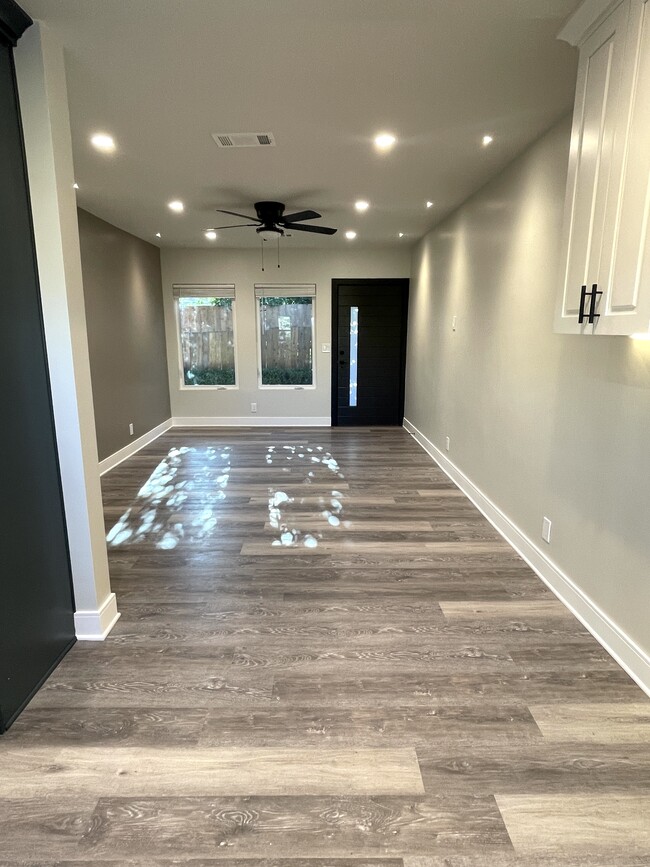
top-left (277, 235), bottom-right (280, 269)
top-left (261, 238), bottom-right (265, 272)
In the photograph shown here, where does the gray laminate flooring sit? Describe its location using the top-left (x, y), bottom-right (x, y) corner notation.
top-left (1, 427), bottom-right (649, 865)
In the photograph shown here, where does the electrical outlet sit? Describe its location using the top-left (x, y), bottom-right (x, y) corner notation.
top-left (542, 517), bottom-right (552, 544)
top-left (129, 423), bottom-right (134, 436)
top-left (250, 402), bottom-right (257, 413)
top-left (445, 436), bottom-right (450, 451)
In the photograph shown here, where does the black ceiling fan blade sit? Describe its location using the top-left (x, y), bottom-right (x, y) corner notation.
top-left (287, 223), bottom-right (337, 235)
top-left (281, 209), bottom-right (321, 223)
top-left (215, 208), bottom-right (260, 223)
top-left (209, 223), bottom-right (259, 230)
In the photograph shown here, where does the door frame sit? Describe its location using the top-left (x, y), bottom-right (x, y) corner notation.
top-left (331, 278), bottom-right (409, 426)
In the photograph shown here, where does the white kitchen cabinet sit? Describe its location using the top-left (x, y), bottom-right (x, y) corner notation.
top-left (556, 0), bottom-right (650, 335)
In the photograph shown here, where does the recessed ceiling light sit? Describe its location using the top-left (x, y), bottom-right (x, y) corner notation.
top-left (90, 133), bottom-right (115, 153)
top-left (345, 230), bottom-right (357, 240)
top-left (374, 132), bottom-right (396, 152)
top-left (355, 200), bottom-right (370, 212)
top-left (426, 201), bottom-right (434, 208)
top-left (73, 182), bottom-right (79, 190)
top-left (155, 232), bottom-right (161, 238)
top-left (205, 230), bottom-right (217, 241)
top-left (482, 134), bottom-right (494, 146)
top-left (168, 200), bottom-right (184, 213)
top-left (398, 232), bottom-right (405, 238)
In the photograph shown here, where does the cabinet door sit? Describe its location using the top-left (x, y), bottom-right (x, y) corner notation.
top-left (597, 0), bottom-right (650, 334)
top-left (556, 0), bottom-right (631, 334)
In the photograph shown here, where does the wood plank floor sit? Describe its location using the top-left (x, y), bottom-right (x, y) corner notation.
top-left (1, 426), bottom-right (649, 866)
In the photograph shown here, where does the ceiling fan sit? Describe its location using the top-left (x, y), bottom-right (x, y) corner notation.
top-left (207, 201), bottom-right (337, 238)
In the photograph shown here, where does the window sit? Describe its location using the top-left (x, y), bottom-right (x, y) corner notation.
top-left (349, 306), bottom-right (359, 407)
top-left (173, 284), bottom-right (237, 386)
top-left (255, 284), bottom-right (315, 386)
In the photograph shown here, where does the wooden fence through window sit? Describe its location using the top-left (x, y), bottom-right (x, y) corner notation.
top-left (180, 301), bottom-right (313, 372)
top-left (259, 302), bottom-right (312, 370)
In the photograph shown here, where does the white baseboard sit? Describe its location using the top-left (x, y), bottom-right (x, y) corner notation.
top-left (403, 417), bottom-right (650, 698)
top-left (74, 592), bottom-right (120, 641)
top-left (172, 416), bottom-right (331, 427)
top-left (99, 418), bottom-right (173, 475)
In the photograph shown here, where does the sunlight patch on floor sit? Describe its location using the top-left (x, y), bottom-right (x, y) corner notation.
top-left (267, 444), bottom-right (346, 548)
top-left (106, 445), bottom-right (231, 549)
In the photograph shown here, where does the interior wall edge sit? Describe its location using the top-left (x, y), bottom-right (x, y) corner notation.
top-left (13, 21), bottom-right (112, 613)
top-left (404, 417), bottom-right (650, 699)
top-left (98, 417), bottom-right (173, 476)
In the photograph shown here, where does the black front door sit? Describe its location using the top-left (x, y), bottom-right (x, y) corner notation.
top-left (0, 2), bottom-right (76, 732)
top-left (332, 278), bottom-right (409, 426)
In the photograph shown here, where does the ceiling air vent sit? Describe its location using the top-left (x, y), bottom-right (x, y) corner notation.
top-left (211, 132), bottom-right (276, 148)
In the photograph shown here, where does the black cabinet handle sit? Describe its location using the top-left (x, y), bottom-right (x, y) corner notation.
top-left (578, 285), bottom-right (588, 324)
top-left (578, 283), bottom-right (603, 325)
top-left (588, 283), bottom-right (602, 324)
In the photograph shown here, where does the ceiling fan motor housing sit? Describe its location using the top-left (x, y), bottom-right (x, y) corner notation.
top-left (255, 201), bottom-right (286, 226)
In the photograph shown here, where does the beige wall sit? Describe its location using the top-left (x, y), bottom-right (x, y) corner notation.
top-left (160, 247), bottom-right (411, 422)
top-left (405, 117), bottom-right (650, 661)
top-left (78, 209), bottom-right (171, 460)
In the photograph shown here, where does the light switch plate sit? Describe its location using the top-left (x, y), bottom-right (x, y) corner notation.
top-left (321, 343), bottom-right (331, 353)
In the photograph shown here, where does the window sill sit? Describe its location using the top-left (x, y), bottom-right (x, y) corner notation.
top-left (258, 384), bottom-right (316, 390)
top-left (179, 385), bottom-right (239, 391)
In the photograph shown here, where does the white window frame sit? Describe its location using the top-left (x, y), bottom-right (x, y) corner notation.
top-left (173, 284), bottom-right (239, 390)
top-left (255, 284), bottom-right (317, 390)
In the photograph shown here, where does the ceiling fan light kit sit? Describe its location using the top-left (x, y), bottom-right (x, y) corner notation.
top-left (258, 227), bottom-right (282, 241)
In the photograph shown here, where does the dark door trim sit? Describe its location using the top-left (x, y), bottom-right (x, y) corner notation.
top-left (0, 0), bottom-right (31, 47)
top-left (331, 278), bottom-right (409, 426)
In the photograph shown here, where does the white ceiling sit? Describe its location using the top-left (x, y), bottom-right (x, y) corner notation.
top-left (23, 0), bottom-right (581, 249)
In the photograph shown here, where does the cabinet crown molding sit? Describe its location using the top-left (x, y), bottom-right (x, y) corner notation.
top-left (558, 0), bottom-right (623, 45)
